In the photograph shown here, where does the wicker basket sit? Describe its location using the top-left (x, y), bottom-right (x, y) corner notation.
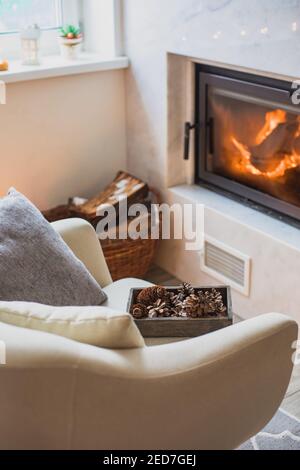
top-left (101, 235), bottom-right (159, 281)
top-left (43, 191), bottom-right (161, 282)
top-left (100, 193), bottom-right (161, 281)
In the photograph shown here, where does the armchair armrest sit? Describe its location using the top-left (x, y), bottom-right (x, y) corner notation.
top-left (52, 218), bottom-right (112, 288)
top-left (0, 313), bottom-right (297, 449)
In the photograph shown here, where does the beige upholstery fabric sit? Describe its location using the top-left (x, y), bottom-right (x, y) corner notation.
top-left (52, 218), bottom-right (112, 288)
top-left (0, 302), bottom-right (144, 349)
top-left (0, 313), bottom-right (297, 450)
top-left (0, 218), bottom-right (297, 450)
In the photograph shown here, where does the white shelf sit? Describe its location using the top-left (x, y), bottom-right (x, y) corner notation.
top-left (0, 54), bottom-right (129, 83)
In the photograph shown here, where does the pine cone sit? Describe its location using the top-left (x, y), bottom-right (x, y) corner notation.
top-left (147, 299), bottom-right (169, 318)
top-left (182, 294), bottom-right (201, 318)
top-left (136, 286), bottom-right (168, 306)
top-left (210, 289), bottom-right (227, 316)
top-left (155, 286), bottom-right (170, 300)
top-left (163, 297), bottom-right (175, 317)
top-left (132, 303), bottom-right (148, 319)
top-left (178, 282), bottom-right (195, 298)
top-left (169, 292), bottom-right (185, 317)
top-left (198, 289), bottom-right (227, 316)
top-left (137, 287), bottom-right (159, 305)
top-left (170, 293), bottom-right (184, 305)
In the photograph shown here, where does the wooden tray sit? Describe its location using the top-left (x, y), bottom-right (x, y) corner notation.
top-left (127, 286), bottom-right (233, 338)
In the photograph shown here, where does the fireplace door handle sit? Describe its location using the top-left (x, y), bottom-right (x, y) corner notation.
top-left (207, 118), bottom-right (214, 155)
top-left (184, 122), bottom-right (198, 160)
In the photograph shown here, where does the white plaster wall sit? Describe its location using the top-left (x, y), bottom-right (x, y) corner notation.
top-left (158, 186), bottom-right (300, 325)
top-left (123, 0), bottom-right (300, 321)
top-left (0, 70), bottom-right (127, 210)
top-left (124, 0), bottom-right (300, 185)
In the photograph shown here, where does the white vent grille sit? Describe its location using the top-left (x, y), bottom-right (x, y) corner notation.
top-left (201, 237), bottom-right (251, 296)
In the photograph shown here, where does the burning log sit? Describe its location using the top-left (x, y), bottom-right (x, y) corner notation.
top-left (249, 114), bottom-right (300, 172)
top-left (231, 109), bottom-right (300, 179)
top-left (293, 135), bottom-right (300, 155)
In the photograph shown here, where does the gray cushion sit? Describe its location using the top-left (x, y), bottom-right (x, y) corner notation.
top-left (0, 189), bottom-right (107, 306)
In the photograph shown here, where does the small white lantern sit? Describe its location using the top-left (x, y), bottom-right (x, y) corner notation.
top-left (20, 25), bottom-right (41, 66)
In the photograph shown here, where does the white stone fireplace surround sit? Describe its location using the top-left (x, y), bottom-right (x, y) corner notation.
top-left (161, 53), bottom-right (300, 325)
top-left (123, 0), bottom-right (300, 324)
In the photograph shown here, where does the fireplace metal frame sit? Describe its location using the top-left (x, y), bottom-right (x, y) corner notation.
top-left (194, 64), bottom-right (300, 223)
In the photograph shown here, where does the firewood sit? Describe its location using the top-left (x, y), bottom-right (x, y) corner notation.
top-left (294, 135), bottom-right (300, 155)
top-left (76, 171), bottom-right (149, 223)
top-left (42, 171), bottom-right (151, 228)
top-left (250, 115), bottom-right (299, 172)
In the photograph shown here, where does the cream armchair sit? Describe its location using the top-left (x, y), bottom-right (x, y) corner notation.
top-left (0, 218), bottom-right (297, 450)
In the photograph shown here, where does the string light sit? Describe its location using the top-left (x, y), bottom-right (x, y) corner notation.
top-left (292, 22), bottom-right (297, 32)
top-left (260, 27), bottom-right (268, 35)
top-left (213, 31), bottom-right (222, 40)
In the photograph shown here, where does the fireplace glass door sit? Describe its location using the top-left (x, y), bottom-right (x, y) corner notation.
top-left (196, 70), bottom-right (300, 222)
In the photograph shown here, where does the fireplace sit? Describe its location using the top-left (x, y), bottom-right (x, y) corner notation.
top-left (194, 64), bottom-right (300, 224)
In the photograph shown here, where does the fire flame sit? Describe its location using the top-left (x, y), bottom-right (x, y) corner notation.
top-left (231, 109), bottom-right (300, 179)
top-left (255, 109), bottom-right (287, 145)
top-left (232, 137), bottom-right (300, 179)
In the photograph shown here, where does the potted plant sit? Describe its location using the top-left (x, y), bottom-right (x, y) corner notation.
top-left (58, 25), bottom-right (83, 60)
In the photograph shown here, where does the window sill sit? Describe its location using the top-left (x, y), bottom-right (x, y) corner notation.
top-left (0, 54), bottom-right (129, 83)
